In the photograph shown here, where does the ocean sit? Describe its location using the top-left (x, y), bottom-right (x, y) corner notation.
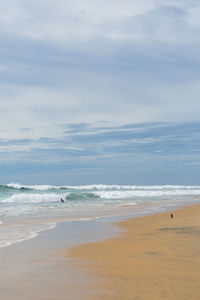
top-left (0, 183), bottom-right (200, 248)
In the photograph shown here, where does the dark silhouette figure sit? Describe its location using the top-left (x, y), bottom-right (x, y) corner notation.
top-left (61, 198), bottom-right (64, 203)
top-left (171, 213), bottom-right (173, 219)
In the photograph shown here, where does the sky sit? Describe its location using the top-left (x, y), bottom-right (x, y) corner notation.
top-left (0, 0), bottom-right (200, 185)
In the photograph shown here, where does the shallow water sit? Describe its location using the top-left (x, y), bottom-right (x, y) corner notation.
top-left (0, 183), bottom-right (200, 248)
top-left (0, 217), bottom-right (123, 300)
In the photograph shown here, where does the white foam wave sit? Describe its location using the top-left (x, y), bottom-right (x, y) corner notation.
top-left (0, 223), bottom-right (56, 248)
top-left (7, 183), bottom-right (59, 191)
top-left (94, 189), bottom-right (200, 199)
top-left (7, 183), bottom-right (200, 192)
top-left (2, 193), bottom-right (65, 203)
top-left (3, 188), bottom-right (200, 204)
top-left (60, 184), bottom-right (200, 191)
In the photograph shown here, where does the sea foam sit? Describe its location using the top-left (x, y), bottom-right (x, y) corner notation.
top-left (0, 223), bottom-right (56, 248)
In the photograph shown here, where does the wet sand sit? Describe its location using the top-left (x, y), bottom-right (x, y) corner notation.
top-left (0, 217), bottom-right (122, 300)
top-left (67, 204), bottom-right (200, 300)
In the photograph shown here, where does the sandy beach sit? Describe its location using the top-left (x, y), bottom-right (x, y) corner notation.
top-left (67, 203), bottom-right (200, 300)
top-left (1, 202), bottom-right (200, 300)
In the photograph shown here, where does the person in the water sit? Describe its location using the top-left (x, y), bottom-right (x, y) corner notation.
top-left (60, 198), bottom-right (64, 203)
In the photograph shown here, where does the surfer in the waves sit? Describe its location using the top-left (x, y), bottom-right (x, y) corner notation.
top-left (60, 198), bottom-right (64, 203)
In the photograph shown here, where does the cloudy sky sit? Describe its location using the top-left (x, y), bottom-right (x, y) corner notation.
top-left (0, 0), bottom-right (200, 184)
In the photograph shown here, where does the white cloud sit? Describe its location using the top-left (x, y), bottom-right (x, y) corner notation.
top-left (1, 73), bottom-right (200, 140)
top-left (0, 0), bottom-right (200, 140)
top-left (0, 0), bottom-right (199, 50)
top-left (0, 0), bottom-right (154, 42)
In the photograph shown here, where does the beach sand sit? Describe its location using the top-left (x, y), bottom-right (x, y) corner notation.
top-left (67, 204), bottom-right (200, 300)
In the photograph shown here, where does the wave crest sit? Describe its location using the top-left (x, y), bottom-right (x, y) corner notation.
top-left (2, 193), bottom-right (61, 203)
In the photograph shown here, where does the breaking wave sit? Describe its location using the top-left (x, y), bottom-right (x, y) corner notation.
top-left (1, 182), bottom-right (200, 249)
top-left (2, 193), bottom-right (61, 203)
top-left (4, 183), bottom-right (200, 192)
top-left (1, 185), bottom-right (200, 204)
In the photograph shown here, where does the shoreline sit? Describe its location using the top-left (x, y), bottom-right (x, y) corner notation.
top-left (67, 203), bottom-right (200, 300)
top-left (0, 215), bottom-right (124, 300)
top-left (1, 201), bottom-right (200, 299)
top-left (1, 195), bottom-right (199, 250)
